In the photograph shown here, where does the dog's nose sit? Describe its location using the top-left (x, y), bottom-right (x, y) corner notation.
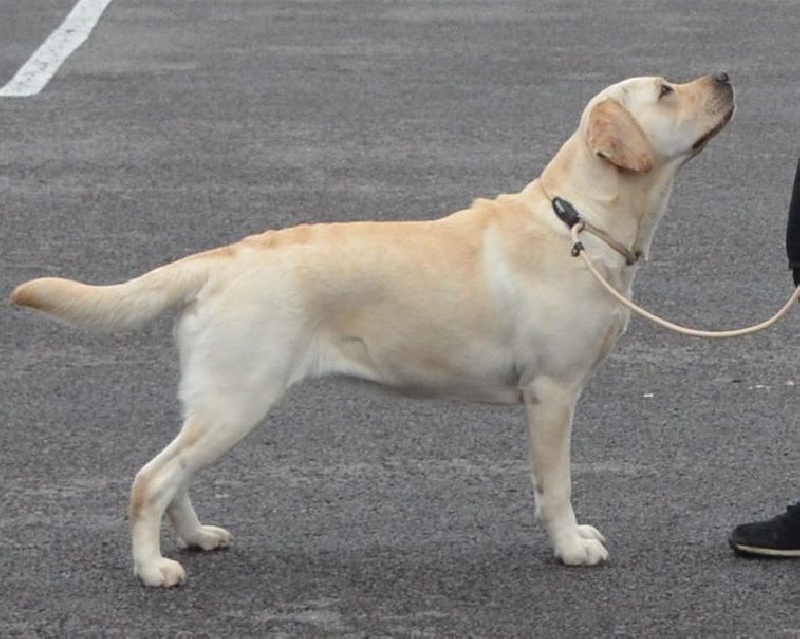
top-left (713, 71), bottom-right (730, 85)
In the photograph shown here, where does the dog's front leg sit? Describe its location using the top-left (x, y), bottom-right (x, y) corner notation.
top-left (523, 382), bottom-right (608, 566)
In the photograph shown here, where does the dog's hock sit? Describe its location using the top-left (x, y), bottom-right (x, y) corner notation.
top-left (587, 99), bottom-right (655, 174)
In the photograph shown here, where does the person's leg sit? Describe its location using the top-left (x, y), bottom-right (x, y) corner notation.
top-left (734, 162), bottom-right (800, 557)
top-left (729, 502), bottom-right (800, 557)
top-left (785, 156), bottom-right (800, 284)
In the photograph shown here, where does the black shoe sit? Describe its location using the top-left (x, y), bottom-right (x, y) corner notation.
top-left (729, 503), bottom-right (800, 557)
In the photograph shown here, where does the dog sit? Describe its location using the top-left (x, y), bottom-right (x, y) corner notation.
top-left (9, 72), bottom-right (734, 587)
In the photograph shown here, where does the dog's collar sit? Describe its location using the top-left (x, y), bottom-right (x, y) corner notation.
top-left (551, 197), bottom-right (642, 266)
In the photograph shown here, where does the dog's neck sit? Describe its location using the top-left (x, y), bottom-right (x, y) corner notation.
top-left (533, 134), bottom-right (682, 262)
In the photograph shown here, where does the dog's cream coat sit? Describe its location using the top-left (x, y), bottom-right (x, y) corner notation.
top-left (10, 73), bottom-right (734, 587)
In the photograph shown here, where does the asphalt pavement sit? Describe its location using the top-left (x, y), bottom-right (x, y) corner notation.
top-left (1, 1), bottom-right (799, 636)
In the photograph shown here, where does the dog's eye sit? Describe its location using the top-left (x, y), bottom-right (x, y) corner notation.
top-left (659, 84), bottom-right (674, 99)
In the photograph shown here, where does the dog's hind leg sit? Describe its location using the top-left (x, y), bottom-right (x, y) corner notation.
top-left (167, 488), bottom-right (232, 552)
top-left (523, 380), bottom-right (608, 566)
top-left (129, 291), bottom-right (315, 587)
top-left (129, 386), bottom-right (285, 588)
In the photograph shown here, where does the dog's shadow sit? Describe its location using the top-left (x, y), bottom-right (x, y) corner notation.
top-left (165, 538), bottom-right (618, 635)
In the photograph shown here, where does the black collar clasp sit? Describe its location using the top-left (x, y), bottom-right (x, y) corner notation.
top-left (550, 196), bottom-right (641, 266)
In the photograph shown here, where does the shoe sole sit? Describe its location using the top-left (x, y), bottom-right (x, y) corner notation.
top-left (729, 540), bottom-right (800, 558)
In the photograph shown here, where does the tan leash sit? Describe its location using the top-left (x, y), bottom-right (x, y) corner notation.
top-left (569, 221), bottom-right (800, 338)
top-left (549, 196), bottom-right (800, 338)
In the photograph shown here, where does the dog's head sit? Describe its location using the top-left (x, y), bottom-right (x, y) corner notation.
top-left (581, 73), bottom-right (735, 174)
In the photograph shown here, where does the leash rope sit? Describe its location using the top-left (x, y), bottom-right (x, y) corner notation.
top-left (569, 222), bottom-right (800, 338)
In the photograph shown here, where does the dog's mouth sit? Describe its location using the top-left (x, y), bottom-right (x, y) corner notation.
top-left (692, 106), bottom-right (735, 151)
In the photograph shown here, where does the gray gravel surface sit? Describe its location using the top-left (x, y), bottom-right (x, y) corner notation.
top-left (2, 1), bottom-right (799, 636)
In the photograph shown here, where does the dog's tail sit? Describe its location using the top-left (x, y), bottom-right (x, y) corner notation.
top-left (9, 255), bottom-right (210, 332)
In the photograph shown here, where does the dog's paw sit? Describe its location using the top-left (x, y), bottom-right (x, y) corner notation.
top-left (177, 525), bottom-right (233, 551)
top-left (135, 557), bottom-right (187, 588)
top-left (555, 528), bottom-right (609, 566)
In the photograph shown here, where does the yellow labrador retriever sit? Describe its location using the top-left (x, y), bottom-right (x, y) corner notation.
top-left (10, 72), bottom-right (734, 587)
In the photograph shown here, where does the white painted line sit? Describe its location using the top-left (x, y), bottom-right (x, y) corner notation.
top-left (0, 0), bottom-right (115, 98)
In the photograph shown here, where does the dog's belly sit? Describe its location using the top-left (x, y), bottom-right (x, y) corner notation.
top-left (337, 375), bottom-right (524, 405)
top-left (314, 332), bottom-right (524, 405)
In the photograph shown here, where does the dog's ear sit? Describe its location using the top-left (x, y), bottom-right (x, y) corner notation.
top-left (587, 100), bottom-right (655, 174)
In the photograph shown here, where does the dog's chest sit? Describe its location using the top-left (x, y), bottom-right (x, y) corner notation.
top-left (509, 277), bottom-right (631, 386)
